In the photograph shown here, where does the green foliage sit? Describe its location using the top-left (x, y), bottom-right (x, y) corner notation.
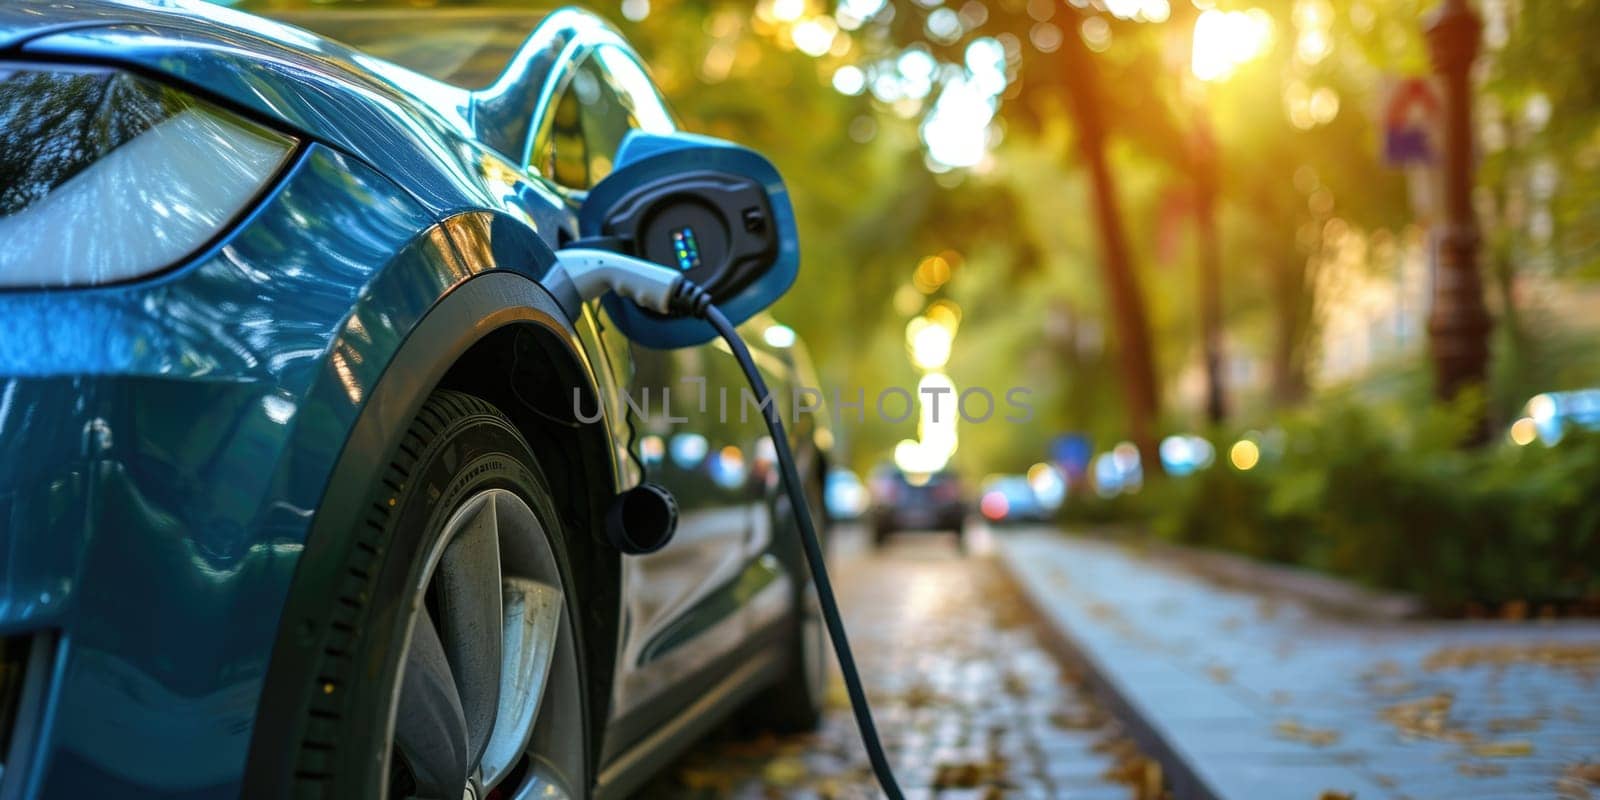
top-left (1057, 490), bottom-right (1153, 527)
top-left (1151, 398), bottom-right (1600, 611)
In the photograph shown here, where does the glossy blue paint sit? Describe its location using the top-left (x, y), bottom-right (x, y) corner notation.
top-left (0, 2), bottom-right (812, 796)
top-left (470, 7), bottom-right (638, 165)
top-left (0, 141), bottom-right (509, 796)
top-left (0, 2), bottom-right (594, 794)
top-left (587, 131), bottom-right (801, 349)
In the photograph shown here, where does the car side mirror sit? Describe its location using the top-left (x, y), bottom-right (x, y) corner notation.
top-left (576, 131), bottom-right (799, 349)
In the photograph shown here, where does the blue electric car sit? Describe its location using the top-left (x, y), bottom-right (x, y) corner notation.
top-left (0, 3), bottom-right (831, 798)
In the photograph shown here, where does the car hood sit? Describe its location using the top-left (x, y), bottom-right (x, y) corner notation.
top-left (0, 0), bottom-right (496, 207)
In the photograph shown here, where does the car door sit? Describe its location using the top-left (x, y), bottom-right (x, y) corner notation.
top-left (527, 42), bottom-right (779, 752)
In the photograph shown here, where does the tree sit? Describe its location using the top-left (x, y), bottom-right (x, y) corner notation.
top-left (1050, 20), bottom-right (1164, 470)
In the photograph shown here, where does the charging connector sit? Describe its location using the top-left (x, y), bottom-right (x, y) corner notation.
top-left (549, 249), bottom-right (905, 800)
top-left (554, 248), bottom-right (683, 314)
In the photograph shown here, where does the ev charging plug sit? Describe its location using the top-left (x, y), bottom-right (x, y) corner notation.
top-left (549, 248), bottom-right (907, 800)
top-left (553, 248), bottom-right (684, 315)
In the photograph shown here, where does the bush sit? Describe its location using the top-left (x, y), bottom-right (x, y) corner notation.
top-left (1149, 397), bottom-right (1600, 612)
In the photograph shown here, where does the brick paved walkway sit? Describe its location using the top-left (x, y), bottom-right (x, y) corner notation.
top-left (638, 530), bottom-right (1157, 799)
top-left (999, 531), bottom-right (1600, 800)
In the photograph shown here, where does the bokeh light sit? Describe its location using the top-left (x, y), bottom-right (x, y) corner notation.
top-left (1508, 417), bottom-right (1538, 447)
top-left (832, 64), bottom-right (865, 95)
top-left (1229, 439), bottom-right (1261, 471)
top-left (1191, 8), bottom-right (1274, 82)
top-left (770, 0), bottom-right (804, 24)
top-left (1027, 462), bottom-right (1066, 509)
top-left (710, 445), bottom-right (747, 489)
top-left (669, 433), bottom-right (708, 470)
top-left (907, 316), bottom-right (954, 370)
top-left (913, 254), bottom-right (951, 292)
top-left (763, 323), bottom-right (796, 348)
top-left (791, 17), bottom-right (837, 57)
top-left (925, 299), bottom-right (962, 333)
top-left (639, 434), bottom-right (665, 465)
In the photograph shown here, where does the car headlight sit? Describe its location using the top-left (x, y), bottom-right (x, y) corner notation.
top-left (0, 65), bottom-right (296, 288)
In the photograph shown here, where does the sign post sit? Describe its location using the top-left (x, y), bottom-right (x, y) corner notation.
top-left (1423, 0), bottom-right (1492, 435)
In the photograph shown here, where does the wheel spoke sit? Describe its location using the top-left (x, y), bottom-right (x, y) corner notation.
top-left (479, 575), bottom-right (564, 789)
top-left (436, 492), bottom-right (504, 772)
top-left (395, 613), bottom-right (470, 799)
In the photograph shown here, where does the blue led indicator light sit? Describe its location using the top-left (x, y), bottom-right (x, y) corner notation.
top-left (673, 226), bottom-right (702, 271)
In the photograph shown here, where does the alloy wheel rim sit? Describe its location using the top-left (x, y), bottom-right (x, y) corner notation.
top-left (386, 488), bottom-right (584, 800)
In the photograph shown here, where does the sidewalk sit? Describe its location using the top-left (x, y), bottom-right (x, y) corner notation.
top-left (996, 530), bottom-right (1600, 800)
top-left (642, 531), bottom-right (1157, 799)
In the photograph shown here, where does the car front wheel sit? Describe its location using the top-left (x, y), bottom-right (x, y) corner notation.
top-left (285, 391), bottom-right (589, 800)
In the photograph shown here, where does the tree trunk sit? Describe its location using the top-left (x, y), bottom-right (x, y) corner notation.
top-left (1269, 251), bottom-right (1312, 407)
top-left (1192, 118), bottom-right (1227, 424)
top-left (1058, 30), bottom-right (1163, 474)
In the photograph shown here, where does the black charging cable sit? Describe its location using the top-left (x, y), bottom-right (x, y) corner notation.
top-left (668, 282), bottom-right (905, 800)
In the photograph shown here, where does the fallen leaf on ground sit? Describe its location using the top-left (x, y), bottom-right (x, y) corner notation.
top-left (676, 766), bottom-right (734, 792)
top-left (1565, 763), bottom-right (1600, 784)
top-left (931, 759), bottom-right (1005, 788)
top-left (1049, 708), bottom-right (1103, 730)
top-left (1423, 643), bottom-right (1600, 675)
top-left (1367, 660), bottom-right (1402, 678)
top-left (1382, 692), bottom-right (1458, 740)
top-left (1001, 670), bottom-right (1029, 697)
top-left (1100, 740), bottom-right (1164, 800)
top-left (1557, 762), bottom-right (1600, 800)
top-left (900, 683), bottom-right (942, 709)
top-left (1085, 602), bottom-right (1118, 621)
top-left (1274, 720), bottom-right (1342, 747)
top-left (761, 756), bottom-right (807, 787)
top-left (1486, 715), bottom-right (1542, 734)
top-left (1469, 740), bottom-right (1534, 758)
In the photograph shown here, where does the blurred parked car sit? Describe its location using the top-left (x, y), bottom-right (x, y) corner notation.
top-left (1512, 388), bottom-right (1600, 446)
top-left (979, 475), bottom-right (1053, 525)
top-left (826, 468), bottom-right (870, 521)
top-left (868, 466), bottom-right (969, 548)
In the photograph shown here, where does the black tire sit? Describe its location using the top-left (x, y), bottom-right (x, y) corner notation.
top-left (742, 466), bottom-right (830, 733)
top-left (283, 390), bottom-right (589, 799)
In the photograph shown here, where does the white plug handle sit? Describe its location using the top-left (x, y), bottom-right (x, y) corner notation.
top-left (553, 248), bottom-right (683, 314)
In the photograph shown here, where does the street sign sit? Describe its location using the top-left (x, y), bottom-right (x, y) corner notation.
top-left (1383, 77), bottom-right (1441, 166)
top-left (1049, 433), bottom-right (1093, 489)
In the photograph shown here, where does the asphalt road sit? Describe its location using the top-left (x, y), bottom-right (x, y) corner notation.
top-left (636, 524), bottom-right (1161, 799)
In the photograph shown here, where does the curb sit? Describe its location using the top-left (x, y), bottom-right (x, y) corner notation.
top-left (1139, 539), bottom-right (1424, 621)
top-left (993, 541), bottom-right (1222, 800)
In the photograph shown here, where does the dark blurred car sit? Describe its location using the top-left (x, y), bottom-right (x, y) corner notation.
top-left (868, 466), bottom-right (970, 547)
top-left (978, 475), bottom-right (1052, 524)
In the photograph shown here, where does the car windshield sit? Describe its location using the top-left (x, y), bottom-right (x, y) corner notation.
top-left (217, 1), bottom-right (550, 89)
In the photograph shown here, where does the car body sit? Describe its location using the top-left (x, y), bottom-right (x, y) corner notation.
top-left (977, 475), bottom-right (1052, 525)
top-left (0, 3), bottom-right (830, 798)
top-left (867, 466), bottom-right (968, 546)
top-left (1516, 389), bottom-right (1600, 446)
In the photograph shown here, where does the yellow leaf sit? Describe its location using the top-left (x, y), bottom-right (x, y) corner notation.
top-left (1470, 740), bottom-right (1534, 758)
top-left (762, 756), bottom-right (807, 786)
